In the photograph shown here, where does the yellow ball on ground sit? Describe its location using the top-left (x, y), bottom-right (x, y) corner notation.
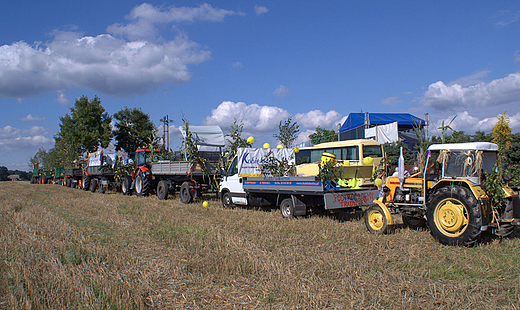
top-left (203, 201), bottom-right (209, 208)
top-left (276, 144), bottom-right (284, 148)
top-left (363, 157), bottom-right (374, 165)
top-left (263, 143), bottom-right (270, 148)
top-left (247, 136), bottom-right (254, 144)
top-left (374, 178), bottom-right (383, 187)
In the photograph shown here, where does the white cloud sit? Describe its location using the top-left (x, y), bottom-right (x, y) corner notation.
top-left (381, 96), bottom-right (401, 106)
top-left (0, 3), bottom-right (243, 98)
top-left (420, 73), bottom-right (520, 111)
top-left (254, 5), bottom-right (269, 16)
top-left (273, 85), bottom-right (289, 98)
top-left (490, 10), bottom-right (520, 26)
top-left (0, 125), bottom-right (52, 151)
top-left (428, 110), bottom-right (520, 136)
top-left (204, 101), bottom-right (344, 146)
top-left (293, 110), bottom-right (343, 129)
top-left (204, 101), bottom-right (290, 132)
top-left (231, 61), bottom-right (243, 68)
top-left (56, 91), bottom-right (69, 105)
top-left (19, 114), bottom-right (46, 122)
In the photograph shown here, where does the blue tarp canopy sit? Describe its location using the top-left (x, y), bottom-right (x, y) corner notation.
top-left (340, 113), bottom-right (425, 133)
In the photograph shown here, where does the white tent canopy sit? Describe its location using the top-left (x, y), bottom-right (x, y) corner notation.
top-left (178, 125), bottom-right (225, 147)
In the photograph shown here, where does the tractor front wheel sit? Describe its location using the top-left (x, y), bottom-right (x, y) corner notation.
top-left (427, 185), bottom-right (481, 246)
top-left (365, 204), bottom-right (388, 234)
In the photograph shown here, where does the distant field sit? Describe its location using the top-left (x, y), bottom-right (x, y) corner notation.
top-left (1, 182), bottom-right (519, 309)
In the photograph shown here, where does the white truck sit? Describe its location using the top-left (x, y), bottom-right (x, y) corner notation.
top-left (219, 148), bottom-right (379, 218)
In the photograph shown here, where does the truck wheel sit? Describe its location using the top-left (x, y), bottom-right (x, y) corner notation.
top-left (90, 178), bottom-right (98, 193)
top-left (221, 191), bottom-right (234, 209)
top-left (402, 215), bottom-right (426, 230)
top-left (157, 180), bottom-right (169, 200)
top-left (135, 171), bottom-right (151, 197)
top-left (83, 176), bottom-right (91, 191)
top-left (280, 198), bottom-right (295, 219)
top-left (365, 204), bottom-right (388, 234)
top-left (122, 176), bottom-right (132, 196)
top-left (180, 181), bottom-right (193, 204)
top-left (427, 185), bottom-right (481, 246)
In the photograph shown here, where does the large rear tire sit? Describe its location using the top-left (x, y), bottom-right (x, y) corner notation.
top-left (83, 176), bottom-right (91, 191)
top-left (135, 170), bottom-right (151, 197)
top-left (365, 204), bottom-right (388, 234)
top-left (427, 185), bottom-right (481, 246)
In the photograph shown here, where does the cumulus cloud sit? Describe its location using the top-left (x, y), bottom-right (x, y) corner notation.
top-left (254, 5), bottom-right (269, 16)
top-left (19, 114), bottom-right (46, 122)
top-left (420, 73), bottom-right (520, 111)
top-left (204, 101), bottom-right (290, 132)
top-left (203, 101), bottom-right (345, 146)
top-left (273, 85), bottom-right (289, 98)
top-left (293, 110), bottom-right (343, 129)
top-left (0, 125), bottom-right (52, 151)
top-left (0, 3), bottom-right (242, 98)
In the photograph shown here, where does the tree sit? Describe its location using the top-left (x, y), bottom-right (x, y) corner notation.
top-left (54, 95), bottom-right (112, 161)
top-left (113, 107), bottom-right (155, 156)
top-left (492, 111), bottom-right (512, 162)
top-left (308, 126), bottom-right (337, 145)
top-left (506, 132), bottom-right (520, 164)
top-left (28, 147), bottom-right (47, 170)
top-left (223, 119), bottom-right (251, 165)
top-left (273, 117), bottom-right (299, 148)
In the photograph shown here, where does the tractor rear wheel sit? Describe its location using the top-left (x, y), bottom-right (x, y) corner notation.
top-left (83, 176), bottom-right (91, 191)
top-left (365, 204), bottom-right (388, 234)
top-left (135, 171), bottom-right (151, 197)
top-left (427, 185), bottom-right (481, 246)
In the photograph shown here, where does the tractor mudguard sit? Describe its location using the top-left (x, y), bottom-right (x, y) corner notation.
top-left (373, 198), bottom-right (394, 226)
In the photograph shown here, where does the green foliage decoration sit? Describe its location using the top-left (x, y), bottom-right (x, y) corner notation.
top-left (259, 156), bottom-right (295, 177)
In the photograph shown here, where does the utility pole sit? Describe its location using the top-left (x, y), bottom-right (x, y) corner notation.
top-left (160, 115), bottom-right (170, 151)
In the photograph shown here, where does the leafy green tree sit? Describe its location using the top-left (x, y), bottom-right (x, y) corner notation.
top-left (505, 132), bottom-right (520, 164)
top-left (113, 107), bottom-right (155, 156)
top-left (309, 126), bottom-right (337, 145)
top-left (0, 166), bottom-right (8, 181)
top-left (28, 147), bottom-right (47, 169)
top-left (54, 95), bottom-right (112, 164)
top-left (382, 142), bottom-right (414, 166)
top-left (273, 117), bottom-right (299, 148)
top-left (471, 131), bottom-right (492, 142)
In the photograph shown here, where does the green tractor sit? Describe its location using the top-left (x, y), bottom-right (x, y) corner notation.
top-left (366, 142), bottom-right (520, 245)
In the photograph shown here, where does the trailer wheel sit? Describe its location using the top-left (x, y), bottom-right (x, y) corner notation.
top-left (90, 178), bottom-right (98, 193)
top-left (122, 176), bottom-right (132, 196)
top-left (180, 181), bottom-right (193, 204)
top-left (365, 205), bottom-right (388, 234)
top-left (427, 185), bottom-right (481, 246)
top-left (157, 180), bottom-right (169, 200)
top-left (280, 198), bottom-right (295, 219)
top-left (221, 191), bottom-right (234, 209)
top-left (83, 176), bottom-right (91, 191)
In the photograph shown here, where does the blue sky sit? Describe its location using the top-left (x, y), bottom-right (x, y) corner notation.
top-left (2, 1), bottom-right (520, 170)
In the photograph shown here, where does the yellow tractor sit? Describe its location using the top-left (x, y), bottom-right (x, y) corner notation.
top-left (365, 142), bottom-right (520, 245)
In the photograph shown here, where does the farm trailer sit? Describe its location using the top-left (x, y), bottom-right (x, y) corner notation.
top-left (219, 147), bottom-right (379, 218)
top-left (82, 151), bottom-right (125, 193)
top-left (122, 125), bottom-right (225, 204)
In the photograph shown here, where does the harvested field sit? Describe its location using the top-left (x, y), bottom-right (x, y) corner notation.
top-left (1, 182), bottom-right (519, 309)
